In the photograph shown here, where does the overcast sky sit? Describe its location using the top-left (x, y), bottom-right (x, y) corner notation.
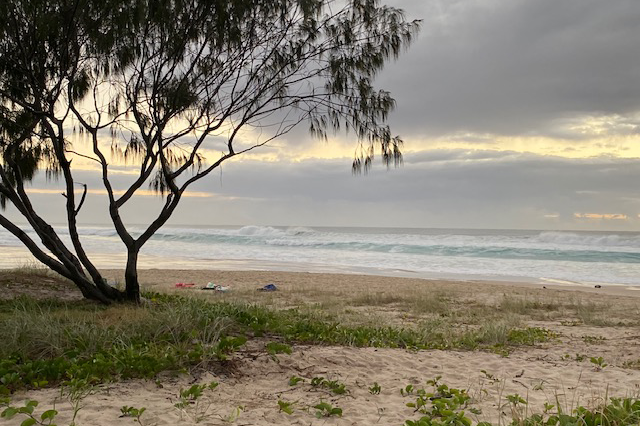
top-left (8, 0), bottom-right (640, 231)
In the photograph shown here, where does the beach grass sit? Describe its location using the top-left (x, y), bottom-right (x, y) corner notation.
top-left (0, 288), bottom-right (560, 395)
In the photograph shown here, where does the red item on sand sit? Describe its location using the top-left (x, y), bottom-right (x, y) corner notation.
top-left (174, 283), bottom-right (195, 288)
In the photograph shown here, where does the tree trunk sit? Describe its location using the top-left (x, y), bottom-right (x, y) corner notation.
top-left (124, 248), bottom-right (141, 303)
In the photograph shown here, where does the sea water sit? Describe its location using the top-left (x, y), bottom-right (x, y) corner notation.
top-left (1, 225), bottom-right (639, 286)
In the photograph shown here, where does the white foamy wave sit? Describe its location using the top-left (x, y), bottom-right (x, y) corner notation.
top-left (236, 225), bottom-right (287, 237)
top-left (535, 231), bottom-right (640, 249)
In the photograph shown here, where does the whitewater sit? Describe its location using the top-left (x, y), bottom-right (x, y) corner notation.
top-left (1, 225), bottom-right (640, 286)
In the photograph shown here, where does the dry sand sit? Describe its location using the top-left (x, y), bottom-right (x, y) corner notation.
top-left (3, 269), bottom-right (640, 426)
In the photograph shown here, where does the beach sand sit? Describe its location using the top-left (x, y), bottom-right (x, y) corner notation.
top-left (3, 270), bottom-right (640, 425)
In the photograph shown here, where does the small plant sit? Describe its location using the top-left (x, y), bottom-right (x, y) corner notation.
top-left (310, 377), bottom-right (348, 395)
top-left (214, 336), bottom-right (247, 361)
top-left (288, 376), bottom-right (304, 386)
top-left (590, 356), bottom-right (608, 370)
top-left (402, 378), bottom-right (474, 426)
top-left (174, 382), bottom-right (219, 423)
top-left (1, 400), bottom-right (58, 426)
top-left (369, 382), bottom-right (381, 395)
top-left (506, 394), bottom-right (527, 406)
top-left (400, 384), bottom-right (415, 396)
top-left (277, 400), bottom-right (295, 415)
top-left (314, 402), bottom-right (342, 418)
top-left (265, 342), bottom-right (292, 361)
top-left (582, 335), bottom-right (606, 345)
top-left (61, 377), bottom-right (95, 426)
top-left (120, 406), bottom-right (147, 424)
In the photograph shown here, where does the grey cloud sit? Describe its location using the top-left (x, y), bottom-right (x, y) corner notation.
top-left (6, 151), bottom-right (640, 230)
top-left (379, 0), bottom-right (640, 139)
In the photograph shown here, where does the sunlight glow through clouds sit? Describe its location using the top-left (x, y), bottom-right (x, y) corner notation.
top-left (25, 188), bottom-right (214, 198)
top-left (574, 213), bottom-right (629, 220)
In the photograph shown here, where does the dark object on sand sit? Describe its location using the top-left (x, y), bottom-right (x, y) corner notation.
top-left (258, 283), bottom-right (278, 292)
top-left (594, 285), bottom-right (602, 288)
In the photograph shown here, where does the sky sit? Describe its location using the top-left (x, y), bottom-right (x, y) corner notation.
top-left (7, 0), bottom-right (640, 231)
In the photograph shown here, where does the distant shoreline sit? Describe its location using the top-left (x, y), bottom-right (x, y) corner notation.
top-left (3, 244), bottom-right (640, 295)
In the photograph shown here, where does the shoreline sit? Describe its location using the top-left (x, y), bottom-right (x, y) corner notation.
top-left (3, 244), bottom-right (640, 295)
top-left (95, 268), bottom-right (640, 299)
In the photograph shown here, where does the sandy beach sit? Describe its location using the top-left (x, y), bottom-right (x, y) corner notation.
top-left (3, 269), bottom-right (640, 425)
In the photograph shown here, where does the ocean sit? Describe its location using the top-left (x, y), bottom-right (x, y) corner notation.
top-left (1, 225), bottom-right (639, 286)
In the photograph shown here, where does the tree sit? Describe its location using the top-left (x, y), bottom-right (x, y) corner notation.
top-left (0, 0), bottom-right (420, 303)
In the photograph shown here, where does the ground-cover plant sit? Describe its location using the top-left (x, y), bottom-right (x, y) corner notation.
top-left (1, 400), bottom-right (58, 426)
top-left (265, 342), bottom-right (292, 361)
top-left (403, 377), bottom-right (476, 426)
top-left (0, 296), bottom-right (236, 393)
top-left (310, 377), bottom-right (348, 395)
top-left (590, 356), bottom-right (608, 370)
top-left (313, 401), bottom-right (343, 418)
top-left (289, 376), bottom-right (305, 386)
top-left (120, 405), bottom-right (147, 424)
top-left (399, 378), bottom-right (640, 426)
top-left (174, 382), bottom-right (219, 423)
top-left (369, 382), bottom-right (382, 395)
top-left (277, 400), bottom-right (295, 415)
top-left (0, 293), bottom-right (558, 393)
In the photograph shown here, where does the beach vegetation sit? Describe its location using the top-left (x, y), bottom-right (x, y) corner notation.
top-left (310, 377), bottom-right (348, 395)
top-left (288, 376), bottom-right (305, 386)
top-left (313, 401), bottom-right (343, 418)
top-left (589, 356), bottom-right (608, 370)
top-left (0, 290), bottom-right (562, 396)
top-left (265, 341), bottom-right (292, 361)
top-left (174, 382), bottom-right (219, 423)
top-left (0, 0), bottom-right (419, 304)
top-left (1, 400), bottom-right (58, 426)
top-left (369, 381), bottom-right (382, 395)
top-left (120, 406), bottom-right (147, 424)
top-left (277, 400), bottom-right (295, 415)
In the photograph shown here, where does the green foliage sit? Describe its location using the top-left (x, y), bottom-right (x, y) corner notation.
top-left (175, 382), bottom-right (219, 423)
top-left (401, 384), bottom-right (416, 396)
top-left (120, 406), bottom-right (147, 424)
top-left (313, 402), bottom-right (342, 418)
top-left (0, 294), bottom-right (557, 395)
top-left (589, 356), bottom-right (607, 370)
top-left (506, 328), bottom-right (557, 346)
top-left (0, 296), bottom-right (239, 393)
top-left (369, 381), bottom-right (381, 395)
top-left (265, 342), bottom-right (292, 361)
top-left (398, 377), bottom-right (640, 426)
top-left (1, 400), bottom-right (58, 426)
top-left (288, 376), bottom-right (304, 386)
top-left (277, 400), bottom-right (295, 415)
top-left (506, 394), bottom-right (527, 406)
top-left (61, 377), bottom-right (94, 426)
top-left (403, 377), bottom-right (473, 426)
top-left (310, 377), bottom-right (348, 395)
top-left (175, 382), bottom-right (219, 409)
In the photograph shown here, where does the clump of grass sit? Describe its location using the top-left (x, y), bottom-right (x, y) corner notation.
top-left (0, 295), bottom-right (234, 393)
top-left (350, 292), bottom-right (405, 306)
top-left (499, 295), bottom-right (562, 315)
